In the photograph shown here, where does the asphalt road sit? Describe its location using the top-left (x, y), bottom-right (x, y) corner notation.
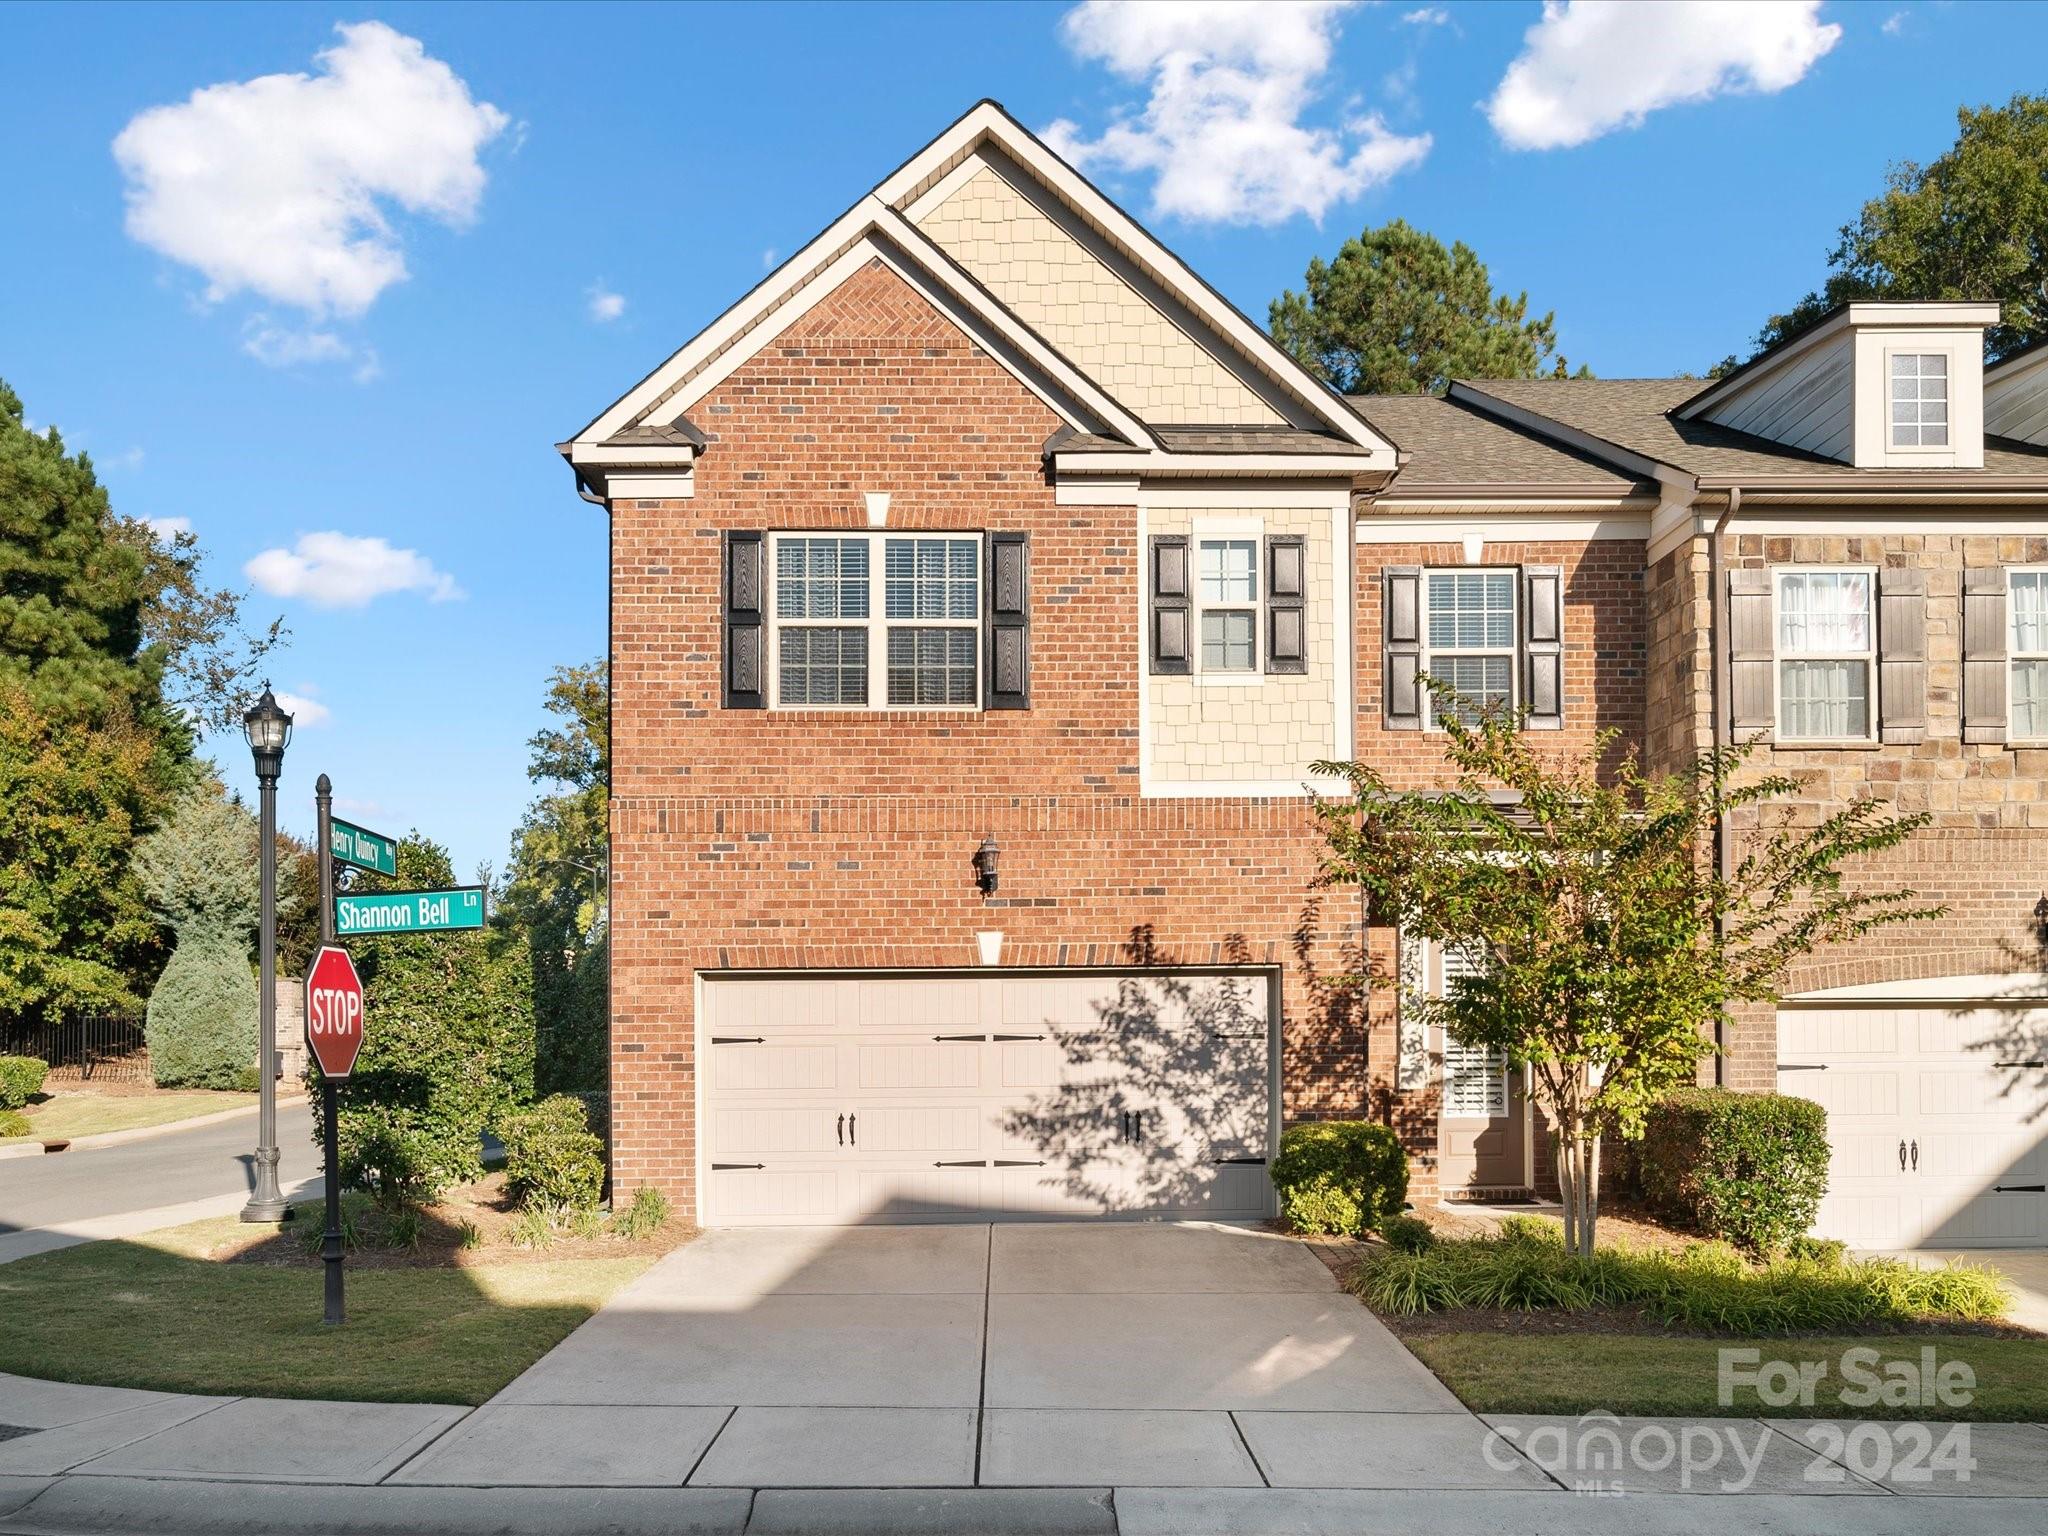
top-left (0, 1099), bottom-right (321, 1236)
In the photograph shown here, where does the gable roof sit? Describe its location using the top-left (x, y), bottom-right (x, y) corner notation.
top-left (1452, 377), bottom-right (2048, 489)
top-left (1348, 394), bottom-right (1650, 497)
top-left (565, 100), bottom-right (1396, 481)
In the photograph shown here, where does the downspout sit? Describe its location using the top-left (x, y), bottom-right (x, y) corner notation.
top-left (1706, 487), bottom-right (1740, 1087)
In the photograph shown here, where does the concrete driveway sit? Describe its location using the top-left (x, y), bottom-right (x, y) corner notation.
top-left (451, 1221), bottom-right (1528, 1490)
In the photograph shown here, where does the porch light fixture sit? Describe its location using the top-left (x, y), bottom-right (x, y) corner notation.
top-left (973, 835), bottom-right (1000, 896)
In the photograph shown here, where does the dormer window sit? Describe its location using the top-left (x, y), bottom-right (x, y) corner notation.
top-left (1890, 353), bottom-right (1949, 448)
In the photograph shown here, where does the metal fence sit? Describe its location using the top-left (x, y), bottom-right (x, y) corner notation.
top-left (1, 1015), bottom-right (150, 1082)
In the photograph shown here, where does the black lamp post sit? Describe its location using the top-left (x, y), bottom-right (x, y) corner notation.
top-left (240, 684), bottom-right (293, 1223)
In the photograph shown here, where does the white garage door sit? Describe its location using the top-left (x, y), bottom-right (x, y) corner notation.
top-left (700, 971), bottom-right (1275, 1226)
top-left (1778, 996), bottom-right (2048, 1249)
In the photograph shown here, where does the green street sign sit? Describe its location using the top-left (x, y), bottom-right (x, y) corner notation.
top-left (334, 886), bottom-right (487, 937)
top-left (330, 818), bottom-right (397, 877)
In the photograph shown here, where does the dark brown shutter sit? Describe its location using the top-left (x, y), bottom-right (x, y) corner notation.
top-left (1726, 566), bottom-right (1774, 741)
top-left (985, 532), bottom-right (1030, 709)
top-left (1150, 534), bottom-right (1190, 675)
top-left (1877, 567), bottom-right (1927, 745)
top-left (723, 530), bottom-right (766, 709)
top-left (1384, 566), bottom-right (1422, 730)
top-left (1962, 566), bottom-right (2008, 744)
top-left (1265, 534), bottom-right (1306, 675)
top-left (1522, 565), bottom-right (1563, 731)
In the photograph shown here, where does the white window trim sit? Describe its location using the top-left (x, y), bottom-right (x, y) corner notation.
top-left (1884, 346), bottom-right (1954, 456)
top-left (1436, 940), bottom-right (1508, 1121)
top-left (1771, 564), bottom-right (1879, 745)
top-left (1420, 566), bottom-right (1519, 731)
top-left (766, 530), bottom-right (983, 712)
top-left (1191, 517), bottom-right (1266, 686)
top-left (2011, 565), bottom-right (2048, 744)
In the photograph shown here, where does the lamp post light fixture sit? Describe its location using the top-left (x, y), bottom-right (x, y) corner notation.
top-left (240, 684), bottom-right (294, 1224)
top-left (973, 835), bottom-right (1000, 897)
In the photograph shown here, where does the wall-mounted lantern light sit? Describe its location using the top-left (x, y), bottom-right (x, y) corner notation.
top-left (973, 835), bottom-right (1000, 897)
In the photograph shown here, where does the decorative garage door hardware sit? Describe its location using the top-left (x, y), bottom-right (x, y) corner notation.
top-left (1777, 1063), bottom-right (1828, 1071)
top-left (836, 1115), bottom-right (857, 1146)
top-left (1210, 1031), bottom-right (1263, 1040)
top-left (1213, 1156), bottom-right (1268, 1165)
top-left (1994, 1184), bottom-right (2046, 1194)
top-left (931, 1160), bottom-right (1048, 1168)
top-left (713, 1163), bottom-right (766, 1171)
top-left (1996, 1059), bottom-right (2046, 1068)
top-left (931, 1032), bottom-right (1047, 1041)
top-left (1899, 1139), bottom-right (1919, 1171)
top-left (1119, 1110), bottom-right (1146, 1143)
top-left (711, 1036), bottom-right (766, 1044)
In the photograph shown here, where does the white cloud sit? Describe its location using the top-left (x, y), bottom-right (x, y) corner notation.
top-left (761, 247), bottom-right (779, 270)
top-left (112, 20), bottom-right (508, 319)
top-left (1043, 0), bottom-right (1429, 226)
top-left (1401, 6), bottom-right (1449, 23)
top-left (1881, 10), bottom-right (1907, 35)
top-left (241, 320), bottom-right (352, 368)
top-left (245, 531), bottom-right (463, 609)
top-left (1486, 1), bottom-right (1842, 151)
top-left (105, 446), bottom-right (146, 473)
top-left (146, 514), bottom-right (192, 542)
top-left (271, 690), bottom-right (330, 727)
top-left (587, 284), bottom-right (626, 323)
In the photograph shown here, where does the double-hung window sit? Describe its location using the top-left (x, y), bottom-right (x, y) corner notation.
top-left (1197, 538), bottom-right (1259, 673)
top-left (1775, 568), bottom-right (1875, 741)
top-left (2012, 568), bottom-right (2048, 741)
top-left (771, 532), bottom-right (980, 709)
top-left (1422, 570), bottom-right (1517, 727)
top-left (1890, 353), bottom-right (1949, 448)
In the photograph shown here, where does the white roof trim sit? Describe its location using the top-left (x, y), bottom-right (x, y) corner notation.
top-left (1782, 972), bottom-right (2048, 1005)
top-left (1052, 451), bottom-right (1376, 477)
top-left (873, 101), bottom-right (1394, 461)
top-left (571, 198), bottom-right (1150, 452)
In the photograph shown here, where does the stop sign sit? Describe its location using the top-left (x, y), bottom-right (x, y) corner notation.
top-left (304, 945), bottom-right (365, 1079)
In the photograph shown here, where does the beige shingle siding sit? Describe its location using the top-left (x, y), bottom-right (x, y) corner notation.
top-left (918, 164), bottom-right (1281, 427)
top-left (1146, 507), bottom-right (1337, 781)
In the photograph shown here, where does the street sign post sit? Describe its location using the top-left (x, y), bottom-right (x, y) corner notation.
top-left (333, 886), bottom-right (487, 936)
top-left (329, 818), bottom-right (397, 877)
top-left (304, 941), bottom-right (362, 1327)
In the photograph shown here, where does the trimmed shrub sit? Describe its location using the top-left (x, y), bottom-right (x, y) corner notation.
top-left (610, 1185), bottom-right (671, 1240)
top-left (1380, 1213), bottom-right (1436, 1254)
top-left (0, 1108), bottom-right (32, 1139)
top-left (1785, 1235), bottom-right (1849, 1268)
top-left (1271, 1120), bottom-right (1409, 1237)
top-left (501, 1094), bottom-right (605, 1212)
top-left (0, 1055), bottom-right (48, 1110)
top-left (1634, 1087), bottom-right (1829, 1255)
top-left (144, 932), bottom-right (258, 1089)
top-left (340, 1107), bottom-right (458, 1214)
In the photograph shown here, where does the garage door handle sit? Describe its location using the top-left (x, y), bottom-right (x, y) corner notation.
top-left (1994, 1184), bottom-right (2046, 1194)
top-left (1910, 1139), bottom-right (1918, 1171)
top-left (848, 1114), bottom-right (855, 1147)
top-left (1133, 1111), bottom-right (1144, 1143)
top-left (934, 1033), bottom-right (987, 1042)
top-left (1777, 1063), bottom-right (1827, 1072)
top-left (1214, 1156), bottom-right (1267, 1165)
top-left (1898, 1139), bottom-right (1908, 1171)
top-left (712, 1163), bottom-right (765, 1171)
top-left (1210, 1032), bottom-right (1262, 1040)
top-left (991, 1033), bottom-right (1045, 1042)
top-left (934, 1159), bottom-right (987, 1167)
top-left (1995, 1060), bottom-right (2045, 1069)
top-left (992, 1159), bottom-right (1045, 1167)
top-left (711, 1036), bottom-right (765, 1044)
top-left (837, 1114), bottom-right (845, 1146)
top-left (1118, 1110), bottom-right (1129, 1143)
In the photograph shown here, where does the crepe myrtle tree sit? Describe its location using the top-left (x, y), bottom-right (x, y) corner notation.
top-left (1310, 683), bottom-right (1943, 1256)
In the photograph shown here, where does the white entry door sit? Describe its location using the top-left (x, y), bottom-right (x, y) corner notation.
top-left (1778, 998), bottom-right (2048, 1249)
top-left (700, 971), bottom-right (1276, 1225)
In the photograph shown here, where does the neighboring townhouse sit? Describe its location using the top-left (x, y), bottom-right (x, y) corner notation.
top-left (562, 101), bottom-right (2048, 1250)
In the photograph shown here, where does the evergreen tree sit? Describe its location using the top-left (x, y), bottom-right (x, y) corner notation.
top-left (132, 780), bottom-right (259, 1088)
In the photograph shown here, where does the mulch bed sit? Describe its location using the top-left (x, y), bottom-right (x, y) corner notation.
top-left (204, 1172), bottom-right (697, 1271)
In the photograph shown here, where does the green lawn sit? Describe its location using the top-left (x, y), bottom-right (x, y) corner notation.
top-left (1401, 1330), bottom-right (2048, 1421)
top-left (2, 1090), bottom-right (264, 1143)
top-left (0, 1214), bottom-right (652, 1404)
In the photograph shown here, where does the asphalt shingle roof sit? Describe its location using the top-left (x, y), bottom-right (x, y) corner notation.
top-left (1347, 393), bottom-right (1649, 492)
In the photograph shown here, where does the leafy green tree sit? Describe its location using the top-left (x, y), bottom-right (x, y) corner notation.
top-left (318, 835), bottom-right (535, 1208)
top-left (1270, 220), bottom-right (1584, 395)
top-left (0, 680), bottom-right (167, 1018)
top-left (132, 780), bottom-right (259, 1088)
top-left (1310, 690), bottom-right (1941, 1255)
top-left (502, 660), bottom-right (608, 1096)
top-left (112, 518), bottom-right (287, 734)
top-left (1751, 93), bottom-right (2048, 363)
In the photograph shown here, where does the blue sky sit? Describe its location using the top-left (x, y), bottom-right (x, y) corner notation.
top-left (3, 0), bottom-right (2042, 875)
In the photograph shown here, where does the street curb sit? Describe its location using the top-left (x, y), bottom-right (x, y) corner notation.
top-left (0, 1098), bottom-right (308, 1158)
top-left (0, 1477), bottom-right (753, 1536)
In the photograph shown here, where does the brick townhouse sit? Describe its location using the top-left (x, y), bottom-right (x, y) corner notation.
top-left (562, 101), bottom-right (2048, 1250)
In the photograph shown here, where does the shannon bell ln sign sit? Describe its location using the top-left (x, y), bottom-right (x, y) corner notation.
top-left (333, 885), bottom-right (487, 936)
